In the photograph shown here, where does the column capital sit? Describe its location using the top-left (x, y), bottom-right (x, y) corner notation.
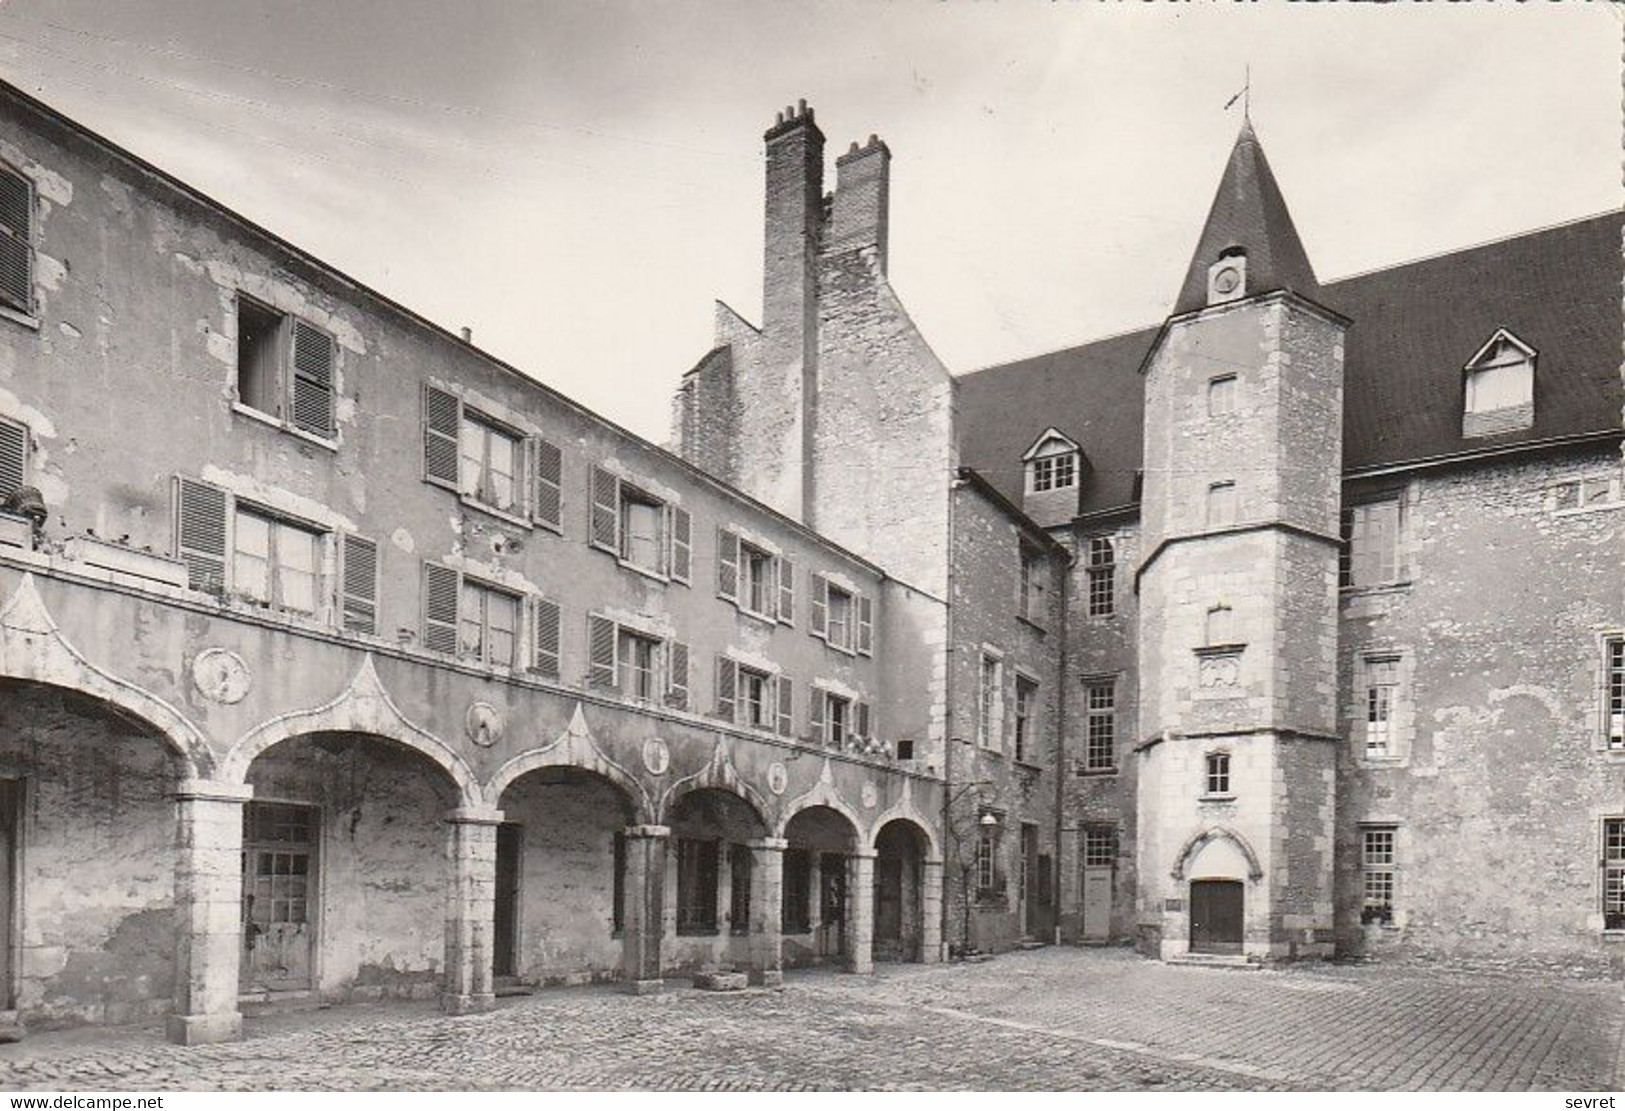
top-left (173, 779), bottom-right (254, 804)
top-left (924, 857), bottom-right (946, 869)
top-left (444, 805), bottom-right (505, 826)
top-left (625, 824), bottom-right (671, 840)
top-left (850, 848), bottom-right (879, 861)
top-left (748, 837), bottom-right (789, 852)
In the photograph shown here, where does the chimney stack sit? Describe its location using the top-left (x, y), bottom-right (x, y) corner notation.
top-left (761, 100), bottom-right (824, 342)
top-left (828, 134), bottom-right (891, 271)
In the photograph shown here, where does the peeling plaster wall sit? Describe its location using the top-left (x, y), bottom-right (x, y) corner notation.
top-left (0, 687), bottom-right (179, 1028)
top-left (245, 736), bottom-right (452, 1001)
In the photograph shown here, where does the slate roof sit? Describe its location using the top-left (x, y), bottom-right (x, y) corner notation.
top-left (957, 208), bottom-right (1623, 517)
top-left (1171, 119), bottom-right (1322, 316)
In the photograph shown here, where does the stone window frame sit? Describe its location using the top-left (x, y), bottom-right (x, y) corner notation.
top-left (1012, 670), bottom-right (1040, 765)
top-left (1359, 823), bottom-right (1399, 926)
top-left (1350, 648), bottom-right (1415, 766)
top-left (1077, 674), bottom-right (1117, 776)
top-left (1201, 749), bottom-right (1233, 800)
top-left (1085, 536), bottom-right (1116, 619)
top-left (1018, 541), bottom-right (1048, 628)
top-left (1205, 480), bottom-right (1238, 529)
top-left (1207, 373), bottom-right (1239, 418)
top-left (232, 293), bottom-right (340, 450)
top-left (1598, 631), bottom-right (1625, 756)
top-left (977, 647), bottom-right (1005, 754)
top-left (1550, 473), bottom-right (1625, 517)
top-left (1339, 492), bottom-right (1409, 592)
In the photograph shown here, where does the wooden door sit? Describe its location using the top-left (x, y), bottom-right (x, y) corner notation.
top-left (1189, 879), bottom-right (1243, 955)
top-left (241, 802), bottom-right (317, 992)
top-left (818, 852), bottom-right (846, 958)
top-left (874, 855), bottom-right (903, 955)
top-left (493, 822), bottom-right (521, 979)
top-left (1082, 867), bottom-right (1113, 941)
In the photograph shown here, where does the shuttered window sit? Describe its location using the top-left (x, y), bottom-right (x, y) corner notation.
top-left (809, 573), bottom-right (828, 636)
top-left (715, 654), bottom-right (737, 721)
top-left (423, 384), bottom-right (461, 487)
top-left (0, 165), bottom-right (32, 316)
top-left (422, 563), bottom-right (460, 654)
top-left (776, 676), bottom-right (794, 736)
top-left (777, 556), bottom-right (795, 624)
top-left (0, 418), bottom-right (28, 501)
top-left (666, 640), bottom-right (690, 710)
top-left (857, 594), bottom-right (874, 656)
top-left (289, 320), bottom-right (335, 437)
top-left (531, 597), bottom-right (562, 678)
top-left (532, 438), bottom-right (563, 531)
top-left (588, 614), bottom-right (618, 689)
top-left (339, 534), bottom-right (379, 635)
top-left (176, 478), bottom-right (230, 594)
top-left (717, 527), bottom-right (739, 600)
top-left (670, 507), bottom-right (692, 584)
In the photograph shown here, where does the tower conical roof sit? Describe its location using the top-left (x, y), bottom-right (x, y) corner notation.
top-left (1171, 119), bottom-right (1321, 315)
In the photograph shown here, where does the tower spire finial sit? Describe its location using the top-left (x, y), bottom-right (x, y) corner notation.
top-left (1224, 65), bottom-right (1252, 122)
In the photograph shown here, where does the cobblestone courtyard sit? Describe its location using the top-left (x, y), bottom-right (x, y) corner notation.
top-left (0, 949), bottom-right (1618, 1091)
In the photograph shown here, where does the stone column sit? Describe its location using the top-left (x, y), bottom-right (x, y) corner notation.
top-left (442, 806), bottom-right (502, 1015)
top-left (620, 824), bottom-right (669, 994)
top-left (747, 837), bottom-right (786, 986)
top-left (844, 849), bottom-right (877, 974)
top-left (921, 857), bottom-right (945, 964)
top-left (169, 778), bottom-right (253, 1045)
top-left (807, 854), bottom-right (824, 953)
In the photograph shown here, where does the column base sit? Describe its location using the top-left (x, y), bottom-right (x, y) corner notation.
top-left (748, 968), bottom-right (784, 988)
top-left (166, 1010), bottom-right (243, 1046)
top-left (620, 978), bottom-right (664, 996)
top-left (842, 958), bottom-right (874, 975)
top-left (439, 992), bottom-right (496, 1016)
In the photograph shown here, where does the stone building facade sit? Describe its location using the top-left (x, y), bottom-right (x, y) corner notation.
top-left (0, 77), bottom-right (1618, 1047)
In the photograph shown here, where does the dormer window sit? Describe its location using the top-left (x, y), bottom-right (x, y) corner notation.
top-left (1022, 429), bottom-right (1082, 495)
top-left (1462, 329), bottom-right (1535, 438)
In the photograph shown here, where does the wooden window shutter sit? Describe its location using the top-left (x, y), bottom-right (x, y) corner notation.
top-left (422, 562), bottom-right (460, 654)
top-left (289, 319), bottom-right (335, 437)
top-left (340, 534), bottom-right (379, 635)
top-left (532, 438), bottom-right (563, 529)
top-left (0, 418), bottom-right (27, 501)
top-left (714, 654), bottom-right (736, 722)
top-left (670, 506), bottom-right (692, 584)
top-left (856, 701), bottom-right (871, 741)
top-left (777, 556), bottom-right (795, 624)
top-left (776, 675), bottom-right (794, 737)
top-left (857, 594), bottom-right (874, 656)
top-left (532, 597), bottom-right (561, 678)
top-left (175, 477), bottom-right (228, 595)
top-left (422, 384), bottom-right (461, 487)
top-left (666, 640), bottom-right (690, 710)
top-left (589, 466), bottom-right (620, 552)
top-left (0, 167), bottom-right (31, 315)
top-left (810, 573), bottom-right (828, 637)
top-left (809, 686), bottom-right (825, 740)
top-left (588, 614), bottom-right (618, 688)
top-left (716, 527), bottom-right (739, 600)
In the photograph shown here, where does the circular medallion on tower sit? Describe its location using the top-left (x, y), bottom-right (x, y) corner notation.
top-left (642, 738), bottom-right (671, 776)
top-left (861, 781), bottom-right (879, 809)
top-left (766, 761), bottom-right (789, 796)
top-left (191, 648), bottom-right (251, 704)
top-left (1213, 266), bottom-right (1241, 295)
top-left (466, 702), bottom-right (503, 747)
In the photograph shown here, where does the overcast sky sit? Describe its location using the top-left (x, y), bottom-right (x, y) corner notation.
top-left (0, 2), bottom-right (1617, 443)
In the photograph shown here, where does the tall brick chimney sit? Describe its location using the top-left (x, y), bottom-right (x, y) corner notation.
top-left (828, 135), bottom-right (890, 271)
top-left (762, 100), bottom-right (824, 346)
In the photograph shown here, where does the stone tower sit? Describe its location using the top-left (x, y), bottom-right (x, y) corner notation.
top-left (1134, 120), bottom-right (1348, 961)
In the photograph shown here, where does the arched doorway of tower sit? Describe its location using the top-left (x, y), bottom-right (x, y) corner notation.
top-left (665, 787), bottom-right (769, 975)
top-left (240, 731), bottom-right (464, 1002)
top-left (873, 819), bottom-right (930, 962)
top-left (1185, 833), bottom-right (1255, 956)
top-left (782, 805), bottom-right (860, 968)
top-left (493, 767), bottom-right (637, 988)
top-left (0, 679), bottom-right (196, 1029)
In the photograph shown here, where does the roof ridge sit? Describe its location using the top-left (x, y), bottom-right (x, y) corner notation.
top-left (1324, 208), bottom-right (1622, 285)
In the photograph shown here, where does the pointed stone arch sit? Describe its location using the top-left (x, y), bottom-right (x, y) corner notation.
top-left (774, 757), bottom-right (866, 842)
top-left (484, 702), bottom-right (652, 823)
top-left (870, 785), bottom-right (940, 859)
top-left (1170, 825), bottom-right (1264, 883)
top-left (659, 737), bottom-right (770, 830)
top-left (0, 573), bottom-right (212, 776)
top-left (222, 653), bottom-right (481, 807)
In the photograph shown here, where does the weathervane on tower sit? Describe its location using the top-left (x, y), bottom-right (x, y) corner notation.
top-left (1225, 64), bottom-right (1252, 122)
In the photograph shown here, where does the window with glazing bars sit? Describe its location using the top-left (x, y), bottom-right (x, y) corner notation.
top-left (1082, 681), bottom-right (1115, 772)
top-left (1365, 657), bottom-right (1400, 757)
top-left (1362, 826), bottom-right (1396, 924)
top-left (1204, 751), bottom-right (1231, 796)
top-left (1083, 826), bottom-right (1116, 868)
top-left (1087, 538), bottom-right (1115, 617)
top-left (1608, 637), bottom-right (1624, 750)
top-left (1606, 819), bottom-right (1625, 930)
